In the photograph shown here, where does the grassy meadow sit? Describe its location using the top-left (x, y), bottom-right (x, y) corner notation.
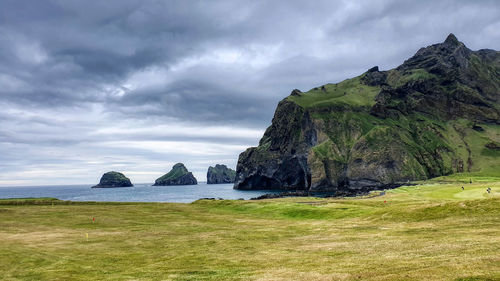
top-left (0, 176), bottom-right (499, 280)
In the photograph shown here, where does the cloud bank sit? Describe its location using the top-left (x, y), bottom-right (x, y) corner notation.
top-left (0, 0), bottom-right (499, 185)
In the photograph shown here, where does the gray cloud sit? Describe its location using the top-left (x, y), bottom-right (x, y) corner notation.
top-left (0, 0), bottom-right (499, 185)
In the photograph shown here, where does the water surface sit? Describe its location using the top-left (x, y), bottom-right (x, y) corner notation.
top-left (0, 183), bottom-right (278, 203)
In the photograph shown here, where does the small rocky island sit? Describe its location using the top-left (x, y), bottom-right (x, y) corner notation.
top-left (92, 171), bottom-right (133, 188)
top-left (154, 163), bottom-right (198, 186)
top-left (207, 164), bottom-right (236, 184)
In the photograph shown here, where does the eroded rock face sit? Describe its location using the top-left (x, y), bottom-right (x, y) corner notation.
top-left (234, 99), bottom-right (316, 190)
top-left (207, 164), bottom-right (236, 184)
top-left (234, 34), bottom-right (500, 194)
top-left (92, 171), bottom-right (133, 188)
top-left (154, 163), bottom-right (197, 186)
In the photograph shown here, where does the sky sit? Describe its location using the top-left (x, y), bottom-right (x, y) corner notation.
top-left (0, 0), bottom-right (499, 186)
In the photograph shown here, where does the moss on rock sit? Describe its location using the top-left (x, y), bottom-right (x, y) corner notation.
top-left (92, 171), bottom-right (133, 188)
top-left (154, 163), bottom-right (197, 186)
top-left (207, 164), bottom-right (236, 184)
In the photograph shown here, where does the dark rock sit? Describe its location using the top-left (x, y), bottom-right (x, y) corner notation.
top-left (207, 164), bottom-right (236, 184)
top-left (234, 99), bottom-right (314, 191)
top-left (250, 191), bottom-right (309, 200)
top-left (362, 67), bottom-right (387, 86)
top-left (291, 89), bottom-right (302, 96)
top-left (92, 171), bottom-right (133, 188)
top-left (444, 33), bottom-right (459, 46)
top-left (154, 163), bottom-right (197, 186)
top-left (485, 142), bottom-right (500, 150)
top-left (472, 124), bottom-right (485, 131)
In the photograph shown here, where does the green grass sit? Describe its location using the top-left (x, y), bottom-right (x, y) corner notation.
top-left (387, 68), bottom-right (437, 88)
top-left (287, 76), bottom-right (380, 109)
top-left (1, 178), bottom-right (499, 280)
top-left (156, 164), bottom-right (190, 182)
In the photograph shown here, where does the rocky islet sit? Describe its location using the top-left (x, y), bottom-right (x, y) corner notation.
top-left (154, 163), bottom-right (198, 186)
top-left (207, 164), bottom-right (236, 184)
top-left (92, 171), bottom-right (133, 188)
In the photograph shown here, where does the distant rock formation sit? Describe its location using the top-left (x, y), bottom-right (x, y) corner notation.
top-left (154, 163), bottom-right (198, 186)
top-left (92, 171), bottom-right (133, 188)
top-left (207, 164), bottom-right (236, 184)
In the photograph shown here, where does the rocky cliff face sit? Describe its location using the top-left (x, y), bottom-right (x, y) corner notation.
top-left (234, 34), bottom-right (500, 194)
top-left (154, 163), bottom-right (198, 186)
top-left (92, 171), bottom-right (133, 188)
top-left (207, 164), bottom-right (236, 184)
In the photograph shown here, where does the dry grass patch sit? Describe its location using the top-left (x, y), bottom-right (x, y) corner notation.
top-left (0, 181), bottom-right (499, 280)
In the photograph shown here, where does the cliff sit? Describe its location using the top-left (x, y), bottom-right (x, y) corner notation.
top-left (234, 34), bottom-right (500, 194)
top-left (207, 164), bottom-right (236, 184)
top-left (154, 163), bottom-right (198, 186)
top-left (92, 171), bottom-right (133, 188)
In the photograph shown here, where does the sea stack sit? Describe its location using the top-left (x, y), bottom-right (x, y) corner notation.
top-left (207, 164), bottom-right (236, 184)
top-left (92, 171), bottom-right (133, 188)
top-left (154, 163), bottom-right (198, 186)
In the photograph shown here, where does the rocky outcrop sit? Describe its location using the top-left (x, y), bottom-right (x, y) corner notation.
top-left (234, 99), bottom-right (316, 190)
top-left (92, 171), bottom-right (133, 188)
top-left (234, 34), bottom-right (500, 194)
top-left (207, 164), bottom-right (236, 184)
top-left (154, 163), bottom-right (197, 186)
top-left (485, 142), bottom-right (500, 150)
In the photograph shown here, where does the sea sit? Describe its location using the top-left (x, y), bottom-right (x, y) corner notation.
top-left (0, 183), bottom-right (279, 203)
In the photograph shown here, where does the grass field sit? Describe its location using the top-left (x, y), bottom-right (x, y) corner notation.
top-left (1, 176), bottom-right (499, 280)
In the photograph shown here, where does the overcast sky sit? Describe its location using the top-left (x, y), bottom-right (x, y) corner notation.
top-left (0, 0), bottom-right (499, 186)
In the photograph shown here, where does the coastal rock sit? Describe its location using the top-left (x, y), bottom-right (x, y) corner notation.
top-left (234, 34), bottom-right (500, 195)
top-left (92, 171), bottom-right (133, 188)
top-left (154, 163), bottom-right (197, 186)
top-left (250, 191), bottom-right (309, 200)
top-left (207, 164), bottom-right (236, 184)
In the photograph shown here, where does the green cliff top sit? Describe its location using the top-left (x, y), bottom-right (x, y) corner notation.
top-left (208, 164), bottom-right (236, 177)
top-left (287, 76), bottom-right (380, 109)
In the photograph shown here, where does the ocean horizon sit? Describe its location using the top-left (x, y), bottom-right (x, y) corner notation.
top-left (0, 183), bottom-right (279, 203)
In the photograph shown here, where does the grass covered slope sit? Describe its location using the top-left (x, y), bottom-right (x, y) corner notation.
top-left (287, 76), bottom-right (380, 108)
top-left (92, 171), bottom-right (133, 188)
top-left (154, 163), bottom-right (198, 186)
top-left (234, 34), bottom-right (500, 193)
top-left (0, 178), bottom-right (499, 280)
